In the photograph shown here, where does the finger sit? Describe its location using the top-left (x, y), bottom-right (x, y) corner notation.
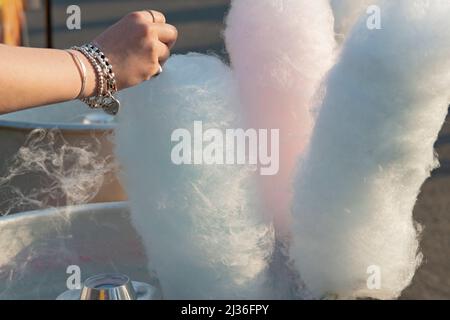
top-left (141, 10), bottom-right (166, 24)
top-left (152, 23), bottom-right (178, 49)
top-left (155, 41), bottom-right (170, 65)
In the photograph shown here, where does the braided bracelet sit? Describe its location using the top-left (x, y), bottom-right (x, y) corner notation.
top-left (86, 43), bottom-right (118, 95)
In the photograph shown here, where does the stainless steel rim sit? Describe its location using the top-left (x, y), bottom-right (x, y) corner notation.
top-left (0, 201), bottom-right (129, 223)
top-left (0, 119), bottom-right (116, 131)
top-left (80, 273), bottom-right (137, 300)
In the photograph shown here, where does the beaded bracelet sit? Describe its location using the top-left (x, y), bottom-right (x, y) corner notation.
top-left (86, 43), bottom-right (118, 95)
top-left (71, 43), bottom-right (120, 115)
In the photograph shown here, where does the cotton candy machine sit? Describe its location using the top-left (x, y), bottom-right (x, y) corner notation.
top-left (0, 202), bottom-right (158, 300)
top-left (0, 101), bottom-right (126, 215)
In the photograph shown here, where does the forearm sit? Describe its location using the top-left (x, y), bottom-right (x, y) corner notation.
top-left (0, 11), bottom-right (177, 115)
top-left (0, 44), bottom-right (96, 114)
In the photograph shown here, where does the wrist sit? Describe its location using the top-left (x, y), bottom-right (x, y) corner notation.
top-left (71, 43), bottom-right (120, 115)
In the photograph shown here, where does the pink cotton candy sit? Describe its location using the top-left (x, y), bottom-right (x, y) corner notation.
top-left (224, 0), bottom-right (336, 238)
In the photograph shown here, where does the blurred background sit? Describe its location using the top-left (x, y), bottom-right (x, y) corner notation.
top-left (1, 0), bottom-right (450, 299)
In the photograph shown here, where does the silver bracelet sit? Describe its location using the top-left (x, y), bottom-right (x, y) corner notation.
top-left (72, 46), bottom-right (105, 107)
top-left (85, 43), bottom-right (118, 95)
top-left (85, 43), bottom-right (120, 116)
top-left (71, 43), bottom-right (120, 115)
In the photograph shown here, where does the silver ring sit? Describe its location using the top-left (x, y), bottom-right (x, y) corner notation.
top-left (154, 65), bottom-right (163, 77)
top-left (147, 10), bottom-right (156, 23)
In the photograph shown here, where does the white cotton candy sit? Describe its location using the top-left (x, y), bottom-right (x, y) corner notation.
top-left (329, 0), bottom-right (374, 43)
top-left (115, 54), bottom-right (275, 299)
top-left (291, 0), bottom-right (450, 299)
top-left (224, 0), bottom-right (336, 238)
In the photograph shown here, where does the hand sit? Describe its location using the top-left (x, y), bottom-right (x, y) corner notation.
top-left (93, 10), bottom-right (178, 90)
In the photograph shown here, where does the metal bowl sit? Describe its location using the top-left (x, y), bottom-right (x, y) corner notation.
top-left (0, 202), bottom-right (154, 300)
top-left (0, 101), bottom-right (126, 215)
